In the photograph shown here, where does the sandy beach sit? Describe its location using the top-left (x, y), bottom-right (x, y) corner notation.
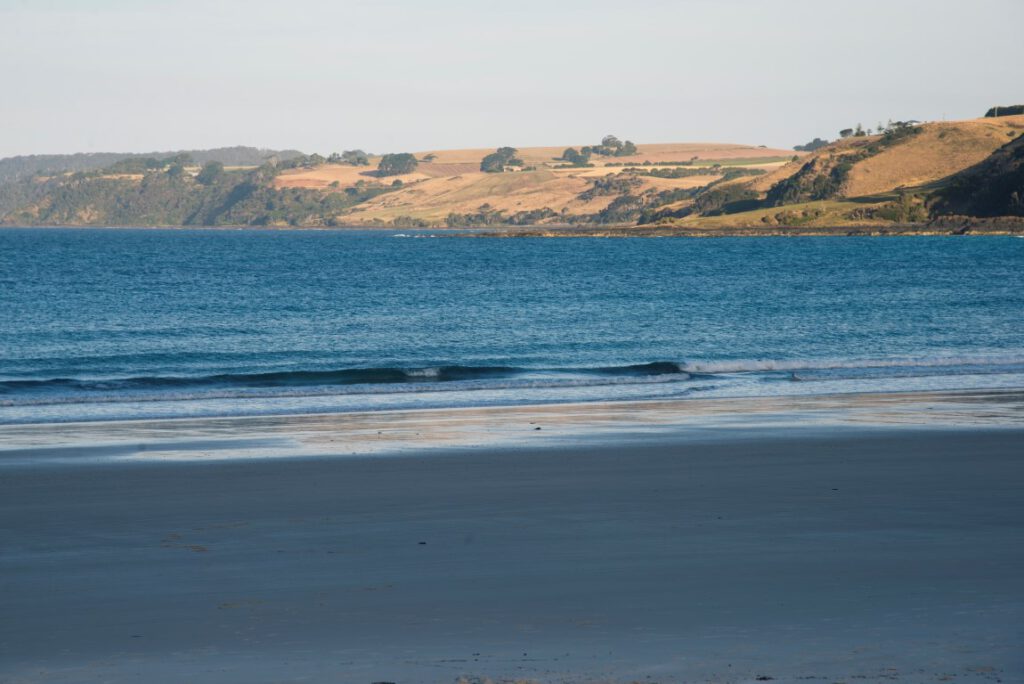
top-left (1, 392), bottom-right (1022, 683)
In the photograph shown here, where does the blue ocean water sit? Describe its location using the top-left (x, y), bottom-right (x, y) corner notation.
top-left (1, 228), bottom-right (1022, 424)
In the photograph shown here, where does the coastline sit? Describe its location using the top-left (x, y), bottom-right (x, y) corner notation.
top-left (467, 220), bottom-right (1024, 238)
top-left (3, 387), bottom-right (1023, 465)
top-left (2, 222), bottom-right (1023, 236)
top-left (1, 390), bottom-right (1022, 683)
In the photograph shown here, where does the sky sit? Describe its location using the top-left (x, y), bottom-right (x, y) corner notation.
top-left (1, 0), bottom-right (1021, 158)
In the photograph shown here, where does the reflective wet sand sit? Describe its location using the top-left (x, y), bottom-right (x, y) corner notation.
top-left (1, 390), bottom-right (1022, 683)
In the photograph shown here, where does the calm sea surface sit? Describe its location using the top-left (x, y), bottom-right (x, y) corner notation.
top-left (1, 228), bottom-right (1022, 423)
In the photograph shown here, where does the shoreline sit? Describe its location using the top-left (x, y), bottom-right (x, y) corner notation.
top-left (2, 221), bottom-right (1023, 236)
top-left (3, 387), bottom-right (1022, 466)
top-left (469, 223), bottom-right (1024, 237)
top-left (2, 407), bottom-right (1021, 683)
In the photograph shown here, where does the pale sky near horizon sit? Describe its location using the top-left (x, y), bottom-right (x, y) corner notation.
top-left (1, 0), bottom-right (1021, 158)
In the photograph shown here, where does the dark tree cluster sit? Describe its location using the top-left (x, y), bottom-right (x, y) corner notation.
top-left (104, 153), bottom-right (194, 174)
top-left (328, 150), bottom-right (370, 166)
top-left (588, 135), bottom-right (638, 157)
top-left (839, 120), bottom-right (919, 139)
top-left (577, 175), bottom-right (642, 201)
top-left (878, 120), bottom-right (921, 144)
top-left (377, 153), bottom-right (418, 177)
top-left (985, 105), bottom-right (1024, 118)
top-left (559, 147), bottom-right (592, 167)
top-left (445, 204), bottom-right (558, 227)
top-left (794, 138), bottom-right (830, 152)
top-left (626, 166), bottom-right (764, 180)
top-left (559, 135), bottom-right (639, 166)
top-left (275, 154), bottom-right (326, 171)
top-left (480, 147), bottom-right (524, 173)
top-left (765, 153), bottom-right (864, 206)
top-left (195, 161), bottom-right (224, 185)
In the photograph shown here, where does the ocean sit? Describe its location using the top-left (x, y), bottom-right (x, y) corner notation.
top-left (1, 228), bottom-right (1022, 424)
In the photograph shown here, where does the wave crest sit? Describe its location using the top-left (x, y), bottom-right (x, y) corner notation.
top-left (0, 361), bottom-right (690, 399)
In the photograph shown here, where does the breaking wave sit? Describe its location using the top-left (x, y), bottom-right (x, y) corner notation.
top-left (0, 362), bottom-right (690, 407)
top-left (3, 355), bottom-right (1022, 411)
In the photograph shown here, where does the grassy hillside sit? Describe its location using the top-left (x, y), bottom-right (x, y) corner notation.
top-left (649, 115), bottom-right (1024, 232)
top-left (269, 142), bottom-right (788, 225)
top-left (845, 118), bottom-right (1019, 195)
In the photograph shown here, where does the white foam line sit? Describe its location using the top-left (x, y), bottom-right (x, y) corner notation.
top-left (682, 354), bottom-right (1024, 374)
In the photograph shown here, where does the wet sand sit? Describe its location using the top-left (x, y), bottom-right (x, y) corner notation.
top-left (1, 397), bottom-right (1022, 683)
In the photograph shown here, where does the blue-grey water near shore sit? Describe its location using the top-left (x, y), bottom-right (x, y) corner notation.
top-left (1, 228), bottom-right (1022, 423)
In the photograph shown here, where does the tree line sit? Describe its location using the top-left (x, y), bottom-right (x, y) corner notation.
top-left (558, 135), bottom-right (639, 167)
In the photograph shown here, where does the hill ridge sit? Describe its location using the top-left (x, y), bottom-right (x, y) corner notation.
top-left (1, 116), bottom-right (1022, 232)
top-left (0, 146), bottom-right (305, 184)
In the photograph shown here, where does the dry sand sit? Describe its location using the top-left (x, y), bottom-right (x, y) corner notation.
top-left (1, 392), bottom-right (1022, 684)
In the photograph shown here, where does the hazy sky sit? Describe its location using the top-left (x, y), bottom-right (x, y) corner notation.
top-left (1, 0), bottom-right (1021, 157)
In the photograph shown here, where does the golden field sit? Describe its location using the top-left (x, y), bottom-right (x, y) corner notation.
top-left (271, 142), bottom-right (793, 224)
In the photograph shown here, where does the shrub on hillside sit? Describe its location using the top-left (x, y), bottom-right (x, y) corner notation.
top-left (377, 153), bottom-right (418, 177)
top-left (559, 147), bottom-right (592, 166)
top-left (329, 150), bottom-right (369, 166)
top-left (480, 147), bottom-right (523, 173)
top-left (794, 138), bottom-right (830, 152)
top-left (578, 175), bottom-right (643, 200)
top-left (587, 135), bottom-right (639, 157)
top-left (195, 161), bottom-right (225, 185)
